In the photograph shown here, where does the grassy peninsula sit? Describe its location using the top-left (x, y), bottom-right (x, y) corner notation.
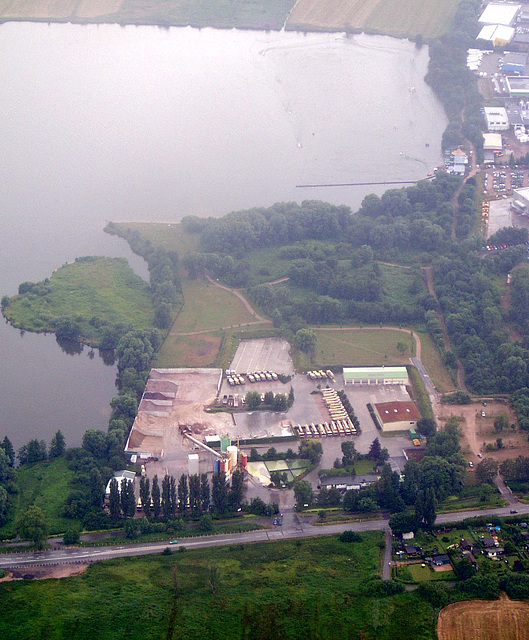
top-left (1, 256), bottom-right (154, 346)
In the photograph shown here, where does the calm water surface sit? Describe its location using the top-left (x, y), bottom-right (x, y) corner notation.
top-left (0, 23), bottom-right (447, 449)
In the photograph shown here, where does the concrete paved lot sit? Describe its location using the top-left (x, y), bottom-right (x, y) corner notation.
top-left (230, 338), bottom-right (294, 374)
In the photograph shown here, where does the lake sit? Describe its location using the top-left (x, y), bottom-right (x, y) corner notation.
top-left (0, 22), bottom-right (447, 450)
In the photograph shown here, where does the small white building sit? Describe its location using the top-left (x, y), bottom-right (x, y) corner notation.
top-left (512, 187), bottom-right (529, 212)
top-left (105, 469), bottom-right (136, 495)
top-left (483, 107), bottom-right (509, 131)
top-left (451, 148), bottom-right (469, 175)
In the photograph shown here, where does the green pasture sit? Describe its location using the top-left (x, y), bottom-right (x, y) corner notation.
top-left (172, 279), bottom-right (258, 334)
top-left (0, 533), bottom-right (439, 640)
top-left (3, 257), bottom-right (153, 345)
top-left (0, 457), bottom-right (79, 539)
top-left (314, 327), bottom-right (415, 366)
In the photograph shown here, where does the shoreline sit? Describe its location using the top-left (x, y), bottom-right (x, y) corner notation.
top-left (0, 16), bottom-right (424, 42)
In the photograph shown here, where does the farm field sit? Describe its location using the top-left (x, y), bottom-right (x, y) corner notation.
top-left (313, 327), bottom-right (416, 366)
top-left (287, 0), bottom-right (460, 39)
top-left (0, 0), bottom-right (296, 29)
top-left (437, 597), bottom-right (529, 640)
top-left (0, 533), bottom-right (439, 640)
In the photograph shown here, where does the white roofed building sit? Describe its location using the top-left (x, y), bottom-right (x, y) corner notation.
top-left (484, 107), bottom-right (510, 131)
top-left (479, 3), bottom-right (520, 26)
top-left (477, 24), bottom-right (515, 46)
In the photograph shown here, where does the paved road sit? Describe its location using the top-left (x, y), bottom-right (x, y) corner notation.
top-left (2, 503), bottom-right (529, 573)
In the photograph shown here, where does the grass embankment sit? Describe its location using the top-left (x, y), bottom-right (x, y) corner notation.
top-left (0, 457), bottom-right (79, 539)
top-left (0, 533), bottom-right (438, 639)
top-left (287, 0), bottom-right (460, 39)
top-left (2, 257), bottom-right (154, 346)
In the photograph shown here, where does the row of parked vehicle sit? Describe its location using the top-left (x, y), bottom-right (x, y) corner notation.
top-left (307, 369), bottom-right (335, 381)
top-left (322, 388), bottom-right (348, 421)
top-left (295, 419), bottom-right (356, 438)
top-left (247, 371), bottom-right (279, 382)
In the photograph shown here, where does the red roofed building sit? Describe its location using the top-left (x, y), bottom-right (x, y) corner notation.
top-left (373, 401), bottom-right (421, 432)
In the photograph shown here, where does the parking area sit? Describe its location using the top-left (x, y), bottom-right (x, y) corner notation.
top-left (229, 338), bottom-right (294, 375)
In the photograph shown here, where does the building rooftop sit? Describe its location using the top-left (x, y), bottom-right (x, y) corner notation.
top-left (479, 3), bottom-right (520, 26)
top-left (343, 366), bottom-right (408, 380)
top-left (374, 401), bottom-right (421, 424)
top-left (483, 132), bottom-right (503, 149)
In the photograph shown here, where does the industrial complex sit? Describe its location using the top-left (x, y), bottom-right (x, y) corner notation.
top-left (125, 339), bottom-right (424, 499)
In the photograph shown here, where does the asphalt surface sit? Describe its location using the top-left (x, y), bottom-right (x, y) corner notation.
top-left (2, 503), bottom-right (529, 573)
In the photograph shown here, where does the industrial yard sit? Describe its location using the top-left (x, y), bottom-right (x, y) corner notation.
top-left (126, 338), bottom-right (420, 499)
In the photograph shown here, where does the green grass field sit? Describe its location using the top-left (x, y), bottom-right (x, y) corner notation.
top-left (0, 533), bottom-right (438, 640)
top-left (314, 327), bottom-right (416, 366)
top-left (3, 257), bottom-right (154, 346)
top-left (406, 563), bottom-right (455, 582)
top-left (0, 457), bottom-right (79, 538)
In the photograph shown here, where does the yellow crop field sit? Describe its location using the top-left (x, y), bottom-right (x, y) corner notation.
top-left (437, 598), bottom-right (529, 640)
top-left (287, 0), bottom-right (460, 39)
top-left (0, 0), bottom-right (122, 18)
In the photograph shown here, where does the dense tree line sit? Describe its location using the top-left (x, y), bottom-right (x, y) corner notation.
top-left (433, 240), bottom-right (529, 394)
top-left (105, 223), bottom-right (183, 330)
top-left (425, 0), bottom-right (484, 159)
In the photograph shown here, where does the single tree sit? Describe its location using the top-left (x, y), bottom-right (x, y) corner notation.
top-left (139, 476), bottom-right (151, 517)
top-left (1, 436), bottom-right (15, 467)
top-left (293, 480), bottom-right (312, 510)
top-left (152, 475), bottom-right (161, 519)
top-left (177, 474), bottom-right (188, 513)
top-left (16, 505), bottom-right (49, 549)
top-left (162, 474), bottom-right (171, 520)
top-left (475, 458), bottom-right (499, 484)
top-left (89, 467), bottom-right (104, 508)
top-left (368, 438), bottom-right (382, 462)
top-left (200, 473), bottom-right (210, 512)
top-left (229, 469), bottom-right (244, 510)
top-left (245, 391), bottom-right (261, 410)
top-left (169, 475), bottom-right (178, 518)
top-left (341, 440), bottom-right (356, 466)
top-left (212, 472), bottom-right (229, 515)
top-left (109, 478), bottom-right (121, 519)
top-left (49, 430), bottom-right (66, 458)
top-left (189, 474), bottom-right (200, 513)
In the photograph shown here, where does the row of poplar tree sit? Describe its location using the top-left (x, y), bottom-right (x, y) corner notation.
top-left (107, 470), bottom-right (244, 519)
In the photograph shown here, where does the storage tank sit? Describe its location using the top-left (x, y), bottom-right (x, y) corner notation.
top-left (219, 459), bottom-right (228, 474)
top-left (214, 458), bottom-right (220, 475)
top-left (227, 445), bottom-right (238, 472)
top-left (188, 453), bottom-right (199, 476)
top-left (220, 433), bottom-right (231, 453)
top-left (239, 451), bottom-right (248, 468)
